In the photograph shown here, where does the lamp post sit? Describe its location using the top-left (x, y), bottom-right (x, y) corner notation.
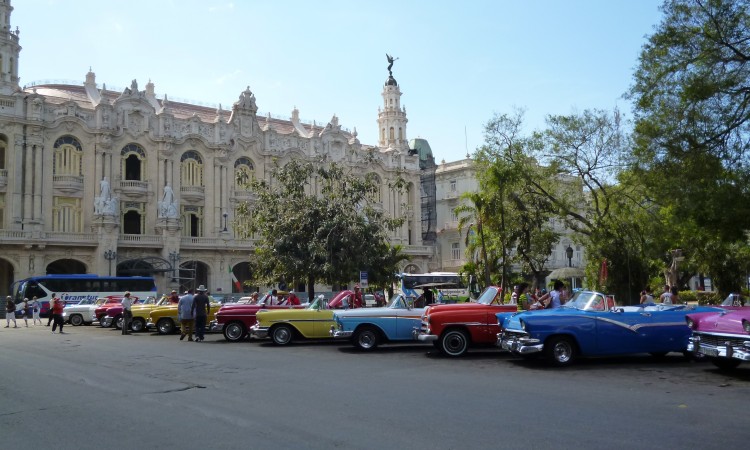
top-left (222, 212), bottom-right (228, 232)
top-left (169, 251), bottom-right (180, 282)
top-left (566, 245), bottom-right (573, 268)
top-left (103, 249), bottom-right (117, 276)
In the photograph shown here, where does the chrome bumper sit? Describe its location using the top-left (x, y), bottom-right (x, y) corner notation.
top-left (412, 328), bottom-right (438, 342)
top-left (330, 329), bottom-right (353, 338)
top-left (498, 332), bottom-right (543, 354)
top-left (249, 324), bottom-right (269, 339)
top-left (689, 336), bottom-right (750, 361)
top-left (146, 321), bottom-right (155, 329)
top-left (209, 320), bottom-right (223, 332)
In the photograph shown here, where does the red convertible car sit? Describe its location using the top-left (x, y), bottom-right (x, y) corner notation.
top-left (413, 286), bottom-right (517, 356)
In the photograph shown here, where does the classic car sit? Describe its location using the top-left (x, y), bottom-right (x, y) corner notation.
top-left (330, 293), bottom-right (427, 350)
top-left (718, 293), bottom-right (749, 309)
top-left (498, 290), bottom-right (721, 366)
top-left (95, 296), bottom-right (130, 326)
top-left (210, 291), bottom-right (304, 342)
top-left (62, 297), bottom-right (104, 326)
top-left (102, 296), bottom-right (159, 330)
top-left (413, 286), bottom-right (517, 357)
top-left (249, 291), bottom-right (354, 345)
top-left (146, 300), bottom-right (223, 335)
top-left (687, 308), bottom-right (750, 370)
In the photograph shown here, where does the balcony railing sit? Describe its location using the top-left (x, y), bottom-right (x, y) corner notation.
top-left (117, 180), bottom-right (150, 197)
top-left (53, 174), bottom-right (84, 193)
top-left (181, 185), bottom-right (205, 201)
top-left (0, 168), bottom-right (7, 189)
top-left (444, 221), bottom-right (459, 230)
top-left (47, 232), bottom-right (99, 245)
top-left (119, 234), bottom-right (164, 246)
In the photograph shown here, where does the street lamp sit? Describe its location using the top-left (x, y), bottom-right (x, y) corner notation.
top-left (566, 245), bottom-right (574, 268)
top-left (169, 251), bottom-right (180, 282)
top-left (222, 212), bottom-right (228, 232)
top-left (103, 249), bottom-right (117, 276)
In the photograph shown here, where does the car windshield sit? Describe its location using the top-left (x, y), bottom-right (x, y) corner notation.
top-left (721, 293), bottom-right (744, 307)
top-left (308, 296), bottom-right (327, 310)
top-left (563, 291), bottom-right (608, 311)
top-left (476, 287), bottom-right (500, 305)
top-left (387, 294), bottom-right (408, 309)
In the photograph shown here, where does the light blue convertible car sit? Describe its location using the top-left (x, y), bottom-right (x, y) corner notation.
top-left (497, 290), bottom-right (721, 366)
top-left (330, 294), bottom-right (426, 351)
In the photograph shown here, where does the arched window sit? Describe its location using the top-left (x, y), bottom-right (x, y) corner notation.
top-left (398, 127), bottom-right (403, 141)
top-left (53, 136), bottom-right (83, 176)
top-left (234, 157), bottom-right (254, 188)
top-left (122, 202), bottom-right (144, 235)
top-left (389, 127), bottom-right (395, 141)
top-left (180, 150), bottom-right (203, 187)
top-left (380, 128), bottom-right (385, 142)
top-left (52, 197), bottom-right (82, 232)
top-left (121, 143), bottom-right (145, 181)
top-left (181, 205), bottom-right (203, 237)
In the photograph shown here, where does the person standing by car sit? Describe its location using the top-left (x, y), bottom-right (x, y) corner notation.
top-left (178, 289), bottom-right (195, 341)
top-left (5, 296), bottom-right (17, 328)
top-left (32, 296), bottom-right (42, 325)
top-left (353, 285), bottom-right (363, 308)
top-left (191, 285), bottom-right (210, 342)
top-left (121, 292), bottom-right (133, 335)
top-left (46, 293), bottom-right (59, 326)
top-left (169, 289), bottom-right (180, 304)
top-left (538, 280), bottom-right (565, 309)
top-left (659, 285), bottom-right (673, 305)
top-left (50, 296), bottom-right (65, 334)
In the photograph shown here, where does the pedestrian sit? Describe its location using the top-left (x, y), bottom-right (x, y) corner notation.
top-left (509, 285), bottom-right (520, 305)
top-left (50, 295), bottom-right (64, 333)
top-left (352, 285), bottom-right (363, 308)
top-left (46, 293), bottom-right (59, 326)
top-left (121, 291), bottom-right (133, 335)
top-left (250, 292), bottom-right (259, 305)
top-left (539, 280), bottom-right (565, 309)
top-left (169, 289), bottom-right (179, 304)
top-left (517, 283), bottom-right (531, 311)
top-left (659, 285), bottom-right (673, 305)
top-left (177, 289), bottom-right (195, 341)
top-left (5, 296), bottom-right (18, 328)
top-left (32, 296), bottom-right (42, 325)
top-left (191, 285), bottom-right (210, 342)
top-left (20, 298), bottom-right (30, 327)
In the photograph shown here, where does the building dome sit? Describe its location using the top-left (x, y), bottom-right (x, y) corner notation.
top-left (409, 138), bottom-right (434, 161)
top-left (385, 75), bottom-right (398, 86)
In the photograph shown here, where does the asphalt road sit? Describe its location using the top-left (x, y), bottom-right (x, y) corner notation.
top-left (1, 323), bottom-right (748, 450)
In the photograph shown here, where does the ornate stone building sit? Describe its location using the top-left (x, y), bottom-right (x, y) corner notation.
top-left (0, 0), bottom-right (434, 296)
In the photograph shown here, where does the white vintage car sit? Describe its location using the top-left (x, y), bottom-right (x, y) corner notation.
top-left (62, 298), bottom-right (103, 326)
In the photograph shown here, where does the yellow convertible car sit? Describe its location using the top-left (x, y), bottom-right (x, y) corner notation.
top-left (147, 298), bottom-right (222, 335)
top-left (250, 290), bottom-right (356, 345)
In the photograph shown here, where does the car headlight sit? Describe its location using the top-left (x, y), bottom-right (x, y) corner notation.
top-left (743, 320), bottom-right (750, 333)
top-left (686, 317), bottom-right (695, 329)
top-left (519, 319), bottom-right (526, 331)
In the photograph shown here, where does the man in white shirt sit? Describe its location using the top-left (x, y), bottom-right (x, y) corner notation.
top-left (121, 292), bottom-right (133, 335)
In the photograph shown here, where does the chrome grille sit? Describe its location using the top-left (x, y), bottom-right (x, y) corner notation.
top-left (695, 332), bottom-right (749, 348)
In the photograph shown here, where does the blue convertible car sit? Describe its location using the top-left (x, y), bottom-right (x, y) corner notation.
top-left (330, 294), bottom-right (425, 351)
top-left (497, 290), bottom-right (720, 366)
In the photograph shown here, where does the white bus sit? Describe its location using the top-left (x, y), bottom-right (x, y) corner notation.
top-left (10, 275), bottom-right (156, 316)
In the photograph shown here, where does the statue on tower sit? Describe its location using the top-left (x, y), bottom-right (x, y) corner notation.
top-left (386, 53), bottom-right (399, 76)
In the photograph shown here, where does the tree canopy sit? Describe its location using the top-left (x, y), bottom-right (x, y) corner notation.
top-left (236, 159), bottom-right (407, 300)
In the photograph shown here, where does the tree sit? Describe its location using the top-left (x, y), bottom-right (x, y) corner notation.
top-left (629, 0), bottom-right (750, 294)
top-left (237, 159), bottom-right (405, 301)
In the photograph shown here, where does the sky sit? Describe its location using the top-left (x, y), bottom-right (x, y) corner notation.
top-left (13, 0), bottom-right (664, 164)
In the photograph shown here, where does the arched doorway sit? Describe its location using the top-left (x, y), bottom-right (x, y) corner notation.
top-left (0, 258), bottom-right (14, 297)
top-left (46, 259), bottom-right (87, 274)
top-left (178, 260), bottom-right (208, 293)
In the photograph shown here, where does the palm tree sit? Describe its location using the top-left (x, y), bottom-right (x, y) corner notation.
top-left (456, 193), bottom-right (492, 289)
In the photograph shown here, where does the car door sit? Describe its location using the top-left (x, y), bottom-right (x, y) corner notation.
top-left (595, 308), bottom-right (656, 355)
